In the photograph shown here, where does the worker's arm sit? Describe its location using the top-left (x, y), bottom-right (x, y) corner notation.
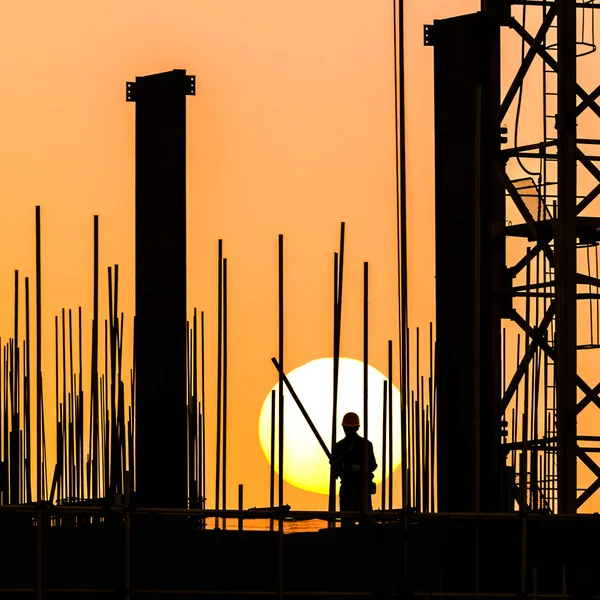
top-left (330, 445), bottom-right (344, 479)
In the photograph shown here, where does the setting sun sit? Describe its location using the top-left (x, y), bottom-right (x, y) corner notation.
top-left (258, 357), bottom-right (401, 496)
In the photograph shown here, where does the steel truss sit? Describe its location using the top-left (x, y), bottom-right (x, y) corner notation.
top-left (494, 0), bottom-right (600, 513)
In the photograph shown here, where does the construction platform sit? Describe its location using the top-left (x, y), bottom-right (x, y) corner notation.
top-left (0, 507), bottom-right (598, 599)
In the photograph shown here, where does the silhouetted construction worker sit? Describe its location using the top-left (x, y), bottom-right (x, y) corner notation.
top-left (330, 412), bottom-right (377, 527)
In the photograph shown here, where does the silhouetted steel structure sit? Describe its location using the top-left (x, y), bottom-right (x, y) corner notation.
top-left (430, 0), bottom-right (600, 514)
top-left (126, 69), bottom-right (195, 508)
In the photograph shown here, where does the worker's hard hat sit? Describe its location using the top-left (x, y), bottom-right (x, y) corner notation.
top-left (342, 412), bottom-right (360, 427)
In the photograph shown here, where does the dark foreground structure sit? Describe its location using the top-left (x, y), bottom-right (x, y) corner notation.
top-left (0, 508), bottom-right (599, 598)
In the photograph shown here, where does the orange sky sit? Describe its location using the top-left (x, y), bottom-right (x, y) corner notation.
top-left (2, 0), bottom-right (600, 512)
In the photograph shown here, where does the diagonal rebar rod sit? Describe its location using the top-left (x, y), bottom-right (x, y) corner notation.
top-left (271, 357), bottom-right (331, 461)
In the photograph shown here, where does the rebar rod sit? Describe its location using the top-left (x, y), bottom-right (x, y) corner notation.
top-left (201, 311), bottom-right (206, 511)
top-left (90, 216), bottom-right (99, 500)
top-left (193, 308), bottom-right (199, 505)
top-left (362, 261), bottom-right (369, 518)
top-left (12, 271), bottom-right (19, 504)
top-left (416, 328), bottom-right (421, 512)
top-left (35, 206), bottom-right (42, 503)
top-left (329, 252), bottom-right (339, 516)
top-left (382, 380), bottom-right (387, 511)
top-left (216, 240), bottom-right (223, 518)
top-left (277, 233), bottom-right (284, 600)
top-left (270, 388), bottom-right (275, 532)
top-left (222, 257), bottom-right (228, 529)
top-left (329, 222), bottom-right (345, 517)
top-left (24, 277), bottom-right (31, 503)
top-left (388, 339), bottom-right (393, 509)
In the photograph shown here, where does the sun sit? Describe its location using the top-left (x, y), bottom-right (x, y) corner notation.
top-left (258, 357), bottom-right (401, 495)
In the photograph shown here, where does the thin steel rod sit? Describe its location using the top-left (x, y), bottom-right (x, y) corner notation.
top-left (329, 252), bottom-right (339, 515)
top-left (187, 322), bottom-right (192, 505)
top-left (35, 206), bottom-right (42, 503)
top-left (522, 249), bottom-right (532, 511)
top-left (270, 388), bottom-right (275, 532)
top-left (12, 271), bottom-right (19, 504)
top-left (396, 0), bottom-right (410, 515)
top-left (215, 240), bottom-right (223, 518)
top-left (416, 328), bottom-right (421, 512)
top-left (61, 308), bottom-right (66, 501)
top-left (201, 311), bottom-right (206, 510)
top-left (382, 380), bottom-right (387, 511)
top-left (388, 339), bottom-right (393, 509)
top-left (329, 222), bottom-right (345, 516)
top-left (54, 316), bottom-right (59, 503)
top-left (238, 483), bottom-right (243, 531)
top-left (78, 307), bottom-right (83, 501)
top-left (277, 233), bottom-right (284, 600)
top-left (68, 309), bottom-right (74, 500)
top-left (406, 327), bottom-right (411, 507)
top-left (24, 277), bottom-right (31, 504)
top-left (193, 308), bottom-right (199, 506)
top-left (90, 216), bottom-right (99, 499)
top-left (362, 261), bottom-right (369, 517)
top-left (222, 257), bottom-right (228, 529)
top-left (429, 323), bottom-right (434, 512)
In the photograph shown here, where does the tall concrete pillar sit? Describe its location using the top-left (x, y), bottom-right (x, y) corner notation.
top-left (127, 69), bottom-right (195, 508)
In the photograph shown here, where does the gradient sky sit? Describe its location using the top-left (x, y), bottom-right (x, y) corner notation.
top-left (2, 0), bottom-right (600, 512)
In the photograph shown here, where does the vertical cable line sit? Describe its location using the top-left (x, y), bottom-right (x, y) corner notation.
top-left (394, 0), bottom-right (409, 509)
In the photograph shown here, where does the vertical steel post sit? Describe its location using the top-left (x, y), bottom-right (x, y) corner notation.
top-left (25, 279), bottom-right (31, 504)
top-left (388, 339), bottom-right (393, 509)
top-left (382, 380), bottom-right (387, 511)
top-left (395, 0), bottom-right (410, 516)
top-left (222, 257), bottom-right (228, 530)
top-left (277, 233), bottom-right (284, 600)
top-left (329, 223), bottom-right (345, 518)
top-left (362, 262), bottom-right (369, 519)
top-left (201, 311), bottom-right (206, 512)
top-left (555, 0), bottom-right (578, 514)
top-left (35, 207), bottom-right (42, 503)
top-left (216, 240), bottom-right (223, 520)
top-left (329, 253), bottom-right (339, 517)
top-left (91, 216), bottom-right (99, 500)
top-left (193, 308), bottom-right (199, 505)
top-left (12, 270), bottom-right (19, 504)
top-left (238, 484), bottom-right (243, 531)
top-left (270, 388), bottom-right (275, 532)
